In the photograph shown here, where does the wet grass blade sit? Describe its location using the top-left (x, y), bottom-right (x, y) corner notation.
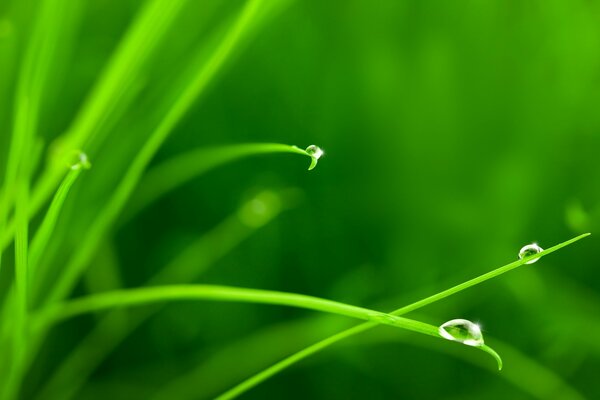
top-left (214, 233), bottom-right (590, 399)
top-left (32, 284), bottom-right (503, 369)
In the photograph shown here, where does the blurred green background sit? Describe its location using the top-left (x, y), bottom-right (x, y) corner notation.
top-left (1, 0), bottom-right (599, 399)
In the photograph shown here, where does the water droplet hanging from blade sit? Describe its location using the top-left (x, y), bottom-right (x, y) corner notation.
top-left (305, 145), bottom-right (323, 170)
top-left (438, 319), bottom-right (484, 346)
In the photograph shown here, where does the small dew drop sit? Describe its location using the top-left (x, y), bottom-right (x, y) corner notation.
top-left (305, 145), bottom-right (324, 171)
top-left (67, 151), bottom-right (92, 170)
top-left (518, 243), bottom-right (543, 264)
top-left (438, 319), bottom-right (484, 347)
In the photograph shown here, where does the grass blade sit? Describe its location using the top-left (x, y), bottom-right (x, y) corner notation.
top-left (29, 167), bottom-right (86, 302)
top-left (0, 0), bottom-right (187, 254)
top-left (45, 0), bottom-right (273, 305)
top-left (0, 0), bottom-right (69, 394)
top-left (125, 143), bottom-right (314, 220)
top-left (215, 233), bottom-right (590, 399)
top-left (32, 284), bottom-right (502, 368)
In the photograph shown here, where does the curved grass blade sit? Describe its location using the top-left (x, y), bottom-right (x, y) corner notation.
top-left (32, 284), bottom-right (502, 369)
top-left (215, 233), bottom-right (590, 399)
top-left (125, 143), bottom-right (314, 221)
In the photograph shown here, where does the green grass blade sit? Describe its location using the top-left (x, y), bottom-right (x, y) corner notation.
top-left (45, 0), bottom-right (272, 305)
top-left (125, 143), bottom-right (313, 220)
top-left (388, 233), bottom-right (591, 316)
top-left (215, 233), bottom-right (590, 399)
top-left (29, 167), bottom-right (85, 300)
top-left (58, 0), bottom-right (187, 153)
top-left (0, 0), bottom-right (69, 391)
top-left (4, 143), bottom-right (32, 400)
top-left (14, 180), bottom-right (30, 314)
top-left (34, 285), bottom-right (431, 337)
top-left (354, 326), bottom-right (585, 400)
top-left (157, 313), bottom-right (573, 400)
top-left (32, 285), bottom-right (501, 367)
top-left (0, 0), bottom-right (187, 254)
top-left (1, 198), bottom-right (29, 400)
top-left (0, 0), bottom-right (68, 392)
top-left (0, 0), bottom-right (76, 260)
top-left (151, 317), bottom-right (329, 400)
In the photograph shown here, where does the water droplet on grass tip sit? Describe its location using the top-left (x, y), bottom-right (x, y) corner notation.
top-left (518, 243), bottom-right (543, 264)
top-left (439, 319), bottom-right (484, 346)
top-left (67, 151), bottom-right (92, 170)
top-left (305, 145), bottom-right (323, 170)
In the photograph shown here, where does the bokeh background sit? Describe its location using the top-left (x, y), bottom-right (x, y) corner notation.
top-left (1, 0), bottom-right (599, 399)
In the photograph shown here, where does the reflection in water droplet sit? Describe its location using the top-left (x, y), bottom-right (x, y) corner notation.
top-left (305, 145), bottom-right (323, 170)
top-left (67, 151), bottom-right (92, 170)
top-left (518, 243), bottom-right (543, 264)
top-left (438, 319), bottom-right (484, 347)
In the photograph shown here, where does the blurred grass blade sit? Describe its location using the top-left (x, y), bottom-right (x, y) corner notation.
top-left (0, 0), bottom-right (68, 395)
top-left (0, 0), bottom-right (65, 278)
top-left (151, 317), bottom-right (329, 400)
top-left (0, 0), bottom-right (187, 254)
top-left (35, 189), bottom-right (288, 400)
top-left (125, 143), bottom-right (313, 220)
top-left (33, 284), bottom-right (502, 369)
top-left (215, 233), bottom-right (590, 399)
top-left (46, 0), bottom-right (274, 305)
top-left (58, 0), bottom-right (188, 153)
top-left (4, 166), bottom-right (32, 400)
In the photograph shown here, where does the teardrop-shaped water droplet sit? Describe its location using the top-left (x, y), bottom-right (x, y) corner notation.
top-left (67, 151), bottom-right (92, 170)
top-left (305, 145), bottom-right (324, 170)
top-left (518, 243), bottom-right (543, 264)
top-left (438, 319), bottom-right (484, 347)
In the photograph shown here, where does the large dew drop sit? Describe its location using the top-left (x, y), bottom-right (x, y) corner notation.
top-left (305, 145), bottom-right (324, 171)
top-left (438, 319), bottom-right (484, 347)
top-left (518, 243), bottom-right (543, 264)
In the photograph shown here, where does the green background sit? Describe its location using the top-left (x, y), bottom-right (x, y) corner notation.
top-left (1, 0), bottom-right (599, 399)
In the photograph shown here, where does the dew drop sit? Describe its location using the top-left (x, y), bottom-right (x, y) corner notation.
top-left (518, 243), bottom-right (543, 264)
top-left (67, 151), bottom-right (92, 170)
top-left (305, 145), bottom-right (324, 170)
top-left (438, 319), bottom-right (484, 347)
